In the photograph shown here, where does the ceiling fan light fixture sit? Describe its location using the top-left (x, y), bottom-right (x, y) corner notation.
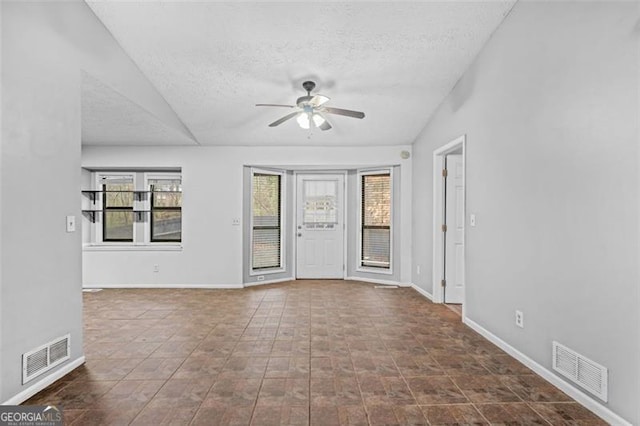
top-left (296, 112), bottom-right (310, 129)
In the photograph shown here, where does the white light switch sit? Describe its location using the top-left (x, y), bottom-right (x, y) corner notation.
top-left (66, 215), bottom-right (76, 232)
top-left (470, 214), bottom-right (476, 227)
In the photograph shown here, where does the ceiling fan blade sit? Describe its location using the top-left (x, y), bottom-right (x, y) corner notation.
top-left (309, 95), bottom-right (330, 107)
top-left (256, 103), bottom-right (295, 108)
top-left (322, 107), bottom-right (365, 119)
top-left (269, 111), bottom-right (299, 127)
top-left (318, 119), bottom-right (332, 131)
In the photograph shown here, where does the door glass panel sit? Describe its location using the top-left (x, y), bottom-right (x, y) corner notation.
top-left (303, 179), bottom-right (337, 229)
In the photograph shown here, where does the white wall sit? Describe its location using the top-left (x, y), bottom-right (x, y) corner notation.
top-left (412, 1), bottom-right (639, 424)
top-left (2, 2), bottom-right (85, 403)
top-left (82, 145), bottom-right (412, 287)
top-left (0, 1), bottom-right (185, 403)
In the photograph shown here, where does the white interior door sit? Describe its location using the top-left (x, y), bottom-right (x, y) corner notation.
top-left (296, 174), bottom-right (344, 279)
top-left (445, 154), bottom-right (464, 303)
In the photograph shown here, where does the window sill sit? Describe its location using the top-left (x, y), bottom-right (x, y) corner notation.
top-left (356, 266), bottom-right (393, 276)
top-left (83, 244), bottom-right (183, 252)
top-left (249, 268), bottom-right (286, 277)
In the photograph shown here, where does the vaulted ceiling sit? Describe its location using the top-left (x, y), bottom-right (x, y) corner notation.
top-left (83, 1), bottom-right (515, 147)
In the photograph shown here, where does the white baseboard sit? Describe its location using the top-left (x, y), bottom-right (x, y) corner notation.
top-left (409, 283), bottom-right (434, 301)
top-left (82, 284), bottom-right (243, 289)
top-left (2, 356), bottom-right (86, 405)
top-left (463, 317), bottom-right (631, 426)
top-left (243, 277), bottom-right (294, 287)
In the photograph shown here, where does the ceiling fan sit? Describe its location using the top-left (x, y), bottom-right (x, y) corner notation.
top-left (256, 81), bottom-right (365, 131)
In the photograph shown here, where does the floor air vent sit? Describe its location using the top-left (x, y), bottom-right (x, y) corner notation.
top-left (22, 334), bottom-right (70, 384)
top-left (552, 341), bottom-right (607, 401)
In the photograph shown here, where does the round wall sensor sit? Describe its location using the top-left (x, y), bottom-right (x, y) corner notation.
top-left (400, 150), bottom-right (411, 159)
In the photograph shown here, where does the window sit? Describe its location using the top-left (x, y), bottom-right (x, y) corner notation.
top-left (251, 170), bottom-right (283, 271)
top-left (360, 171), bottom-right (392, 270)
top-left (87, 171), bottom-right (182, 247)
top-left (101, 176), bottom-right (134, 242)
top-left (150, 178), bottom-right (182, 242)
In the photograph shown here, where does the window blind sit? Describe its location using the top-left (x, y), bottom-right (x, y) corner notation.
top-left (361, 173), bottom-right (391, 269)
top-left (100, 176), bottom-right (134, 185)
top-left (252, 173), bottom-right (282, 270)
top-left (148, 177), bottom-right (182, 186)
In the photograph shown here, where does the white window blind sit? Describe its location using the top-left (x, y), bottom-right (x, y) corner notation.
top-left (252, 172), bottom-right (282, 270)
top-left (361, 173), bottom-right (391, 269)
top-left (100, 176), bottom-right (133, 185)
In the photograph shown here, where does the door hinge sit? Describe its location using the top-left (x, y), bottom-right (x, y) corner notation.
top-left (441, 279), bottom-right (447, 287)
top-left (442, 168), bottom-right (448, 177)
top-left (441, 224), bottom-right (447, 233)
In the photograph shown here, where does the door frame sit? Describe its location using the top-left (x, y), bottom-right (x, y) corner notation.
top-left (292, 170), bottom-right (348, 279)
top-left (432, 135), bottom-right (466, 310)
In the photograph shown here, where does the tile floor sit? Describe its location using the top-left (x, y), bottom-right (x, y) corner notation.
top-left (24, 280), bottom-right (607, 425)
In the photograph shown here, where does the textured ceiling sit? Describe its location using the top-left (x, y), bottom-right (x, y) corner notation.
top-left (82, 73), bottom-right (198, 146)
top-left (85, 1), bottom-right (515, 146)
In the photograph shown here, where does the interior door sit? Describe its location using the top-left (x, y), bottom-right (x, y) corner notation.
top-left (444, 154), bottom-right (464, 303)
top-left (296, 174), bottom-right (344, 279)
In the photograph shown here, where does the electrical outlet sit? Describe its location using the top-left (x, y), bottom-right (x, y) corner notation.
top-left (515, 310), bottom-right (524, 328)
top-left (232, 218), bottom-right (240, 226)
top-left (153, 264), bottom-right (160, 273)
top-left (257, 275), bottom-right (265, 281)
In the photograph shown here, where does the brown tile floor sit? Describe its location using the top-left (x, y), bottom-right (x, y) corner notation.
top-left (24, 280), bottom-right (607, 425)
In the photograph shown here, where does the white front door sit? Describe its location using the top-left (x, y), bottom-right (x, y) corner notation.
top-left (296, 174), bottom-right (344, 279)
top-left (445, 154), bottom-right (465, 303)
